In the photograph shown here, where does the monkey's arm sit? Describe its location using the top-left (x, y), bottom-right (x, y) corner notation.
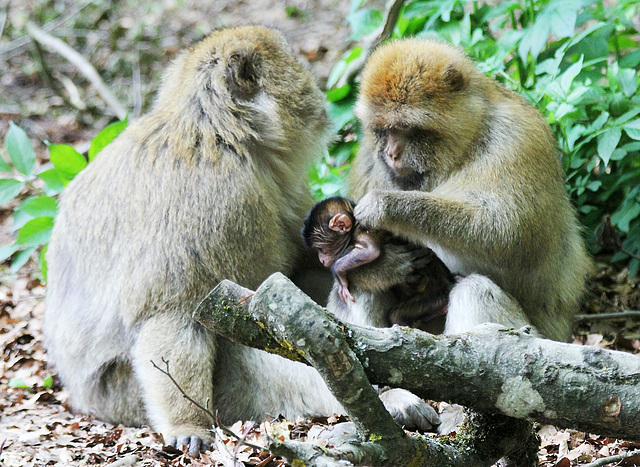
top-left (332, 232), bottom-right (381, 302)
top-left (354, 188), bottom-right (526, 261)
top-left (344, 240), bottom-right (434, 294)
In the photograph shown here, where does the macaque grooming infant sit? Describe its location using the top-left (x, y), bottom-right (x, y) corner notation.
top-left (302, 196), bottom-right (455, 329)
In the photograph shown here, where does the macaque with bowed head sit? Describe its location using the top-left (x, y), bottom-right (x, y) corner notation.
top-left (46, 26), bottom-right (343, 455)
top-left (348, 38), bottom-right (592, 340)
top-left (302, 196), bottom-right (455, 330)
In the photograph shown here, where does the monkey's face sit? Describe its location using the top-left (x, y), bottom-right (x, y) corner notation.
top-left (355, 38), bottom-right (487, 187)
top-left (371, 125), bottom-right (440, 185)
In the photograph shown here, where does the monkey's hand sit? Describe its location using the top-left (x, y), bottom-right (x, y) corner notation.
top-left (379, 388), bottom-right (441, 432)
top-left (353, 189), bottom-right (391, 230)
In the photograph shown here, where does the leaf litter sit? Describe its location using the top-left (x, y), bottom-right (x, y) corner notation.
top-left (2, 257), bottom-right (639, 466)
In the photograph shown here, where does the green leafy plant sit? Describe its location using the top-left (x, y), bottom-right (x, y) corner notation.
top-left (321, 0), bottom-right (640, 274)
top-left (1, 118), bottom-right (127, 278)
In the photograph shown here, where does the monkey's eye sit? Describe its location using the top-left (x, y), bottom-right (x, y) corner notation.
top-left (373, 128), bottom-right (387, 139)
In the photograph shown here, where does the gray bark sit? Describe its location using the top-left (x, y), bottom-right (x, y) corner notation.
top-left (194, 273), bottom-right (640, 466)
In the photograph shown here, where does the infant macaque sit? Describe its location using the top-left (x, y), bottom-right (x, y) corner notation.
top-left (302, 196), bottom-right (455, 329)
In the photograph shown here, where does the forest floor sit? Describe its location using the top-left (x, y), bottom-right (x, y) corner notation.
top-left (1, 1), bottom-right (640, 466)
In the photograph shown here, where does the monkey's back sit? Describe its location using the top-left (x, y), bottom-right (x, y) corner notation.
top-left (44, 114), bottom-right (308, 417)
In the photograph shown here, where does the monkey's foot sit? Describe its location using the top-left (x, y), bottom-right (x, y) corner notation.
top-left (166, 434), bottom-right (211, 457)
top-left (379, 388), bottom-right (441, 432)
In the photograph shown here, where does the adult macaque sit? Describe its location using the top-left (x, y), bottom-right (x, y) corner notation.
top-left (45, 26), bottom-right (343, 455)
top-left (302, 196), bottom-right (454, 328)
top-left (349, 38), bottom-right (592, 340)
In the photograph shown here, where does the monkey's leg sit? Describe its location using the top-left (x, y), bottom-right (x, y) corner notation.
top-left (443, 274), bottom-right (531, 335)
top-left (132, 312), bottom-right (216, 455)
top-left (439, 274), bottom-right (534, 437)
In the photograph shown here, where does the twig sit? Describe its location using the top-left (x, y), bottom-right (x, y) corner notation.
top-left (25, 21), bottom-right (127, 120)
top-left (335, 0), bottom-right (405, 88)
top-left (0, 10), bottom-right (7, 39)
top-left (0, 1), bottom-right (94, 58)
top-left (234, 422), bottom-right (256, 463)
top-left (131, 48), bottom-right (142, 118)
top-left (151, 358), bottom-right (264, 451)
top-left (31, 39), bottom-right (86, 111)
top-left (575, 310), bottom-right (640, 322)
top-left (151, 358), bottom-right (217, 421)
top-left (622, 247), bottom-right (640, 262)
top-left (372, 0), bottom-right (405, 50)
top-left (582, 448), bottom-right (640, 467)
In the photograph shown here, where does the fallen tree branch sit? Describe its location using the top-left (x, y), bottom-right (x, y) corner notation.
top-left (582, 448), bottom-right (640, 467)
top-left (200, 274), bottom-right (640, 442)
top-left (195, 274), bottom-right (545, 466)
top-left (576, 310), bottom-right (640, 321)
top-left (25, 21), bottom-right (127, 120)
top-left (195, 273), bottom-right (640, 460)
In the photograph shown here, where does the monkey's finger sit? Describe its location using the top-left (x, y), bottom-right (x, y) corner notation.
top-left (187, 436), bottom-right (204, 457)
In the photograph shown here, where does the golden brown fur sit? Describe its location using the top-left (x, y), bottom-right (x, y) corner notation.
top-left (349, 38), bottom-right (592, 341)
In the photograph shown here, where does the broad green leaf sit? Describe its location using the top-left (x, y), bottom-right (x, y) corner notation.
top-left (88, 117), bottom-right (127, 162)
top-left (549, 0), bottom-right (580, 38)
top-left (617, 68), bottom-right (638, 97)
top-left (5, 122), bottom-right (36, 176)
top-left (347, 8), bottom-right (383, 40)
top-left (0, 243), bottom-right (18, 262)
top-left (614, 108), bottom-right (640, 126)
top-left (560, 56), bottom-right (584, 95)
top-left (327, 98), bottom-right (356, 133)
top-left (49, 144), bottom-right (87, 180)
top-left (620, 49), bottom-right (640, 69)
top-left (623, 119), bottom-right (640, 140)
top-left (37, 168), bottom-right (66, 195)
top-left (597, 127), bottom-right (621, 166)
top-left (10, 246), bottom-right (36, 273)
top-left (326, 85), bottom-right (352, 103)
top-left (326, 47), bottom-right (362, 89)
top-left (16, 216), bottom-right (54, 247)
top-left (0, 156), bottom-right (11, 172)
top-left (590, 111), bottom-right (609, 132)
top-left (12, 196), bottom-right (58, 232)
top-left (0, 179), bottom-right (24, 204)
top-left (43, 375), bottom-right (53, 388)
top-left (611, 203), bottom-right (640, 233)
top-left (9, 378), bottom-right (29, 389)
top-left (518, 18), bottom-right (551, 62)
top-left (40, 243), bottom-right (48, 282)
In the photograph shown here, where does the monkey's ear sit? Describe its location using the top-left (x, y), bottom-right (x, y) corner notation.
top-left (226, 52), bottom-right (260, 100)
top-left (443, 65), bottom-right (466, 92)
top-left (329, 214), bottom-right (353, 234)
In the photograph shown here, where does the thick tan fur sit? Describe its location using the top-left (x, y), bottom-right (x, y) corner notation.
top-left (45, 26), bottom-right (340, 446)
top-left (349, 38), bottom-right (592, 341)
